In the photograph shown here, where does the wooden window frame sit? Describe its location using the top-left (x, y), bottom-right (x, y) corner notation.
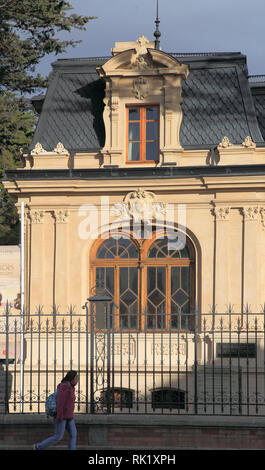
top-left (90, 231), bottom-right (195, 332)
top-left (126, 105), bottom-right (159, 163)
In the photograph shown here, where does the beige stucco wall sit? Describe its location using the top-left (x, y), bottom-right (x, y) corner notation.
top-left (4, 172), bottom-right (265, 316)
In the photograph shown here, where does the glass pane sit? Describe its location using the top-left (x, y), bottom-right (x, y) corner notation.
top-left (146, 141), bottom-right (158, 161)
top-left (181, 267), bottom-right (190, 293)
top-left (147, 267), bottom-right (156, 292)
top-left (171, 267), bottom-right (180, 292)
top-left (128, 142), bottom-right (140, 161)
top-left (119, 267), bottom-right (138, 329)
top-left (95, 267), bottom-right (114, 296)
top-left (129, 122), bottom-right (140, 141)
top-left (106, 267), bottom-right (114, 294)
top-left (120, 267), bottom-right (128, 294)
top-left (157, 267), bottom-right (166, 293)
top-left (146, 107), bottom-right (158, 120)
top-left (129, 267), bottom-right (138, 294)
top-left (146, 121), bottom-right (157, 141)
top-left (129, 108), bottom-right (140, 120)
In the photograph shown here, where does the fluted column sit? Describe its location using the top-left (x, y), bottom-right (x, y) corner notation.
top-left (53, 210), bottom-right (70, 313)
top-left (213, 206), bottom-right (230, 313)
top-left (242, 206), bottom-right (258, 312)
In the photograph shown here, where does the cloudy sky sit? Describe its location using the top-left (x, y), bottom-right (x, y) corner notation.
top-left (37, 0), bottom-right (265, 76)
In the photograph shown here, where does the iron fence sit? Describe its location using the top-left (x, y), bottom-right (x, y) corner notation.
top-left (1, 304), bottom-right (265, 415)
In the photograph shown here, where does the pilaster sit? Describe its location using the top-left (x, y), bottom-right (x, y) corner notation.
top-left (213, 206), bottom-right (230, 313)
top-left (241, 206), bottom-right (259, 311)
top-left (53, 210), bottom-right (70, 312)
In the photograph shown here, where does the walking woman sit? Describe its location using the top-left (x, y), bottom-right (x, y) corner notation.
top-left (33, 370), bottom-right (79, 450)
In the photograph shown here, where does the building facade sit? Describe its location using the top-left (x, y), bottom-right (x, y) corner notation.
top-left (2, 37), bottom-right (265, 415)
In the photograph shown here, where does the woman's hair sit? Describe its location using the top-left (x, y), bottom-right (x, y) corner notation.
top-left (61, 370), bottom-right (77, 383)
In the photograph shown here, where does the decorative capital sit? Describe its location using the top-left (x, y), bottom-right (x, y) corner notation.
top-left (241, 136), bottom-right (256, 149)
top-left (29, 209), bottom-right (45, 224)
top-left (260, 207), bottom-right (265, 229)
top-left (213, 206), bottom-right (230, 221)
top-left (54, 209), bottom-right (70, 224)
top-left (242, 206), bottom-right (259, 221)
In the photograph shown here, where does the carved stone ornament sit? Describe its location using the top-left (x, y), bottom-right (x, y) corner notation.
top-left (260, 208), bottom-right (265, 229)
top-left (217, 137), bottom-right (234, 149)
top-left (213, 207), bottom-right (231, 221)
top-left (124, 188), bottom-right (164, 223)
top-left (53, 142), bottom-right (69, 154)
top-left (241, 136), bottom-right (256, 149)
top-left (31, 143), bottom-right (48, 155)
top-left (29, 209), bottom-right (45, 223)
top-left (54, 209), bottom-right (70, 223)
top-left (110, 96), bottom-right (119, 111)
top-left (133, 76), bottom-right (149, 100)
top-left (242, 206), bottom-right (259, 221)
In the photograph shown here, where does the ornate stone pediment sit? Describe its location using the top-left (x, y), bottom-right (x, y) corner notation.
top-left (98, 38), bottom-right (189, 77)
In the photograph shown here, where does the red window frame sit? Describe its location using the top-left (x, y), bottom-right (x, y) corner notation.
top-left (126, 105), bottom-right (159, 163)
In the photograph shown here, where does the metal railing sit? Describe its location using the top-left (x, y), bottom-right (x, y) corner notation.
top-left (1, 304), bottom-right (265, 415)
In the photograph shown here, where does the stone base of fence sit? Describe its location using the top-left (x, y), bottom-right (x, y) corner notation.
top-left (1, 414), bottom-right (265, 450)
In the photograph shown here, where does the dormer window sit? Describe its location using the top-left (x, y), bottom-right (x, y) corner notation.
top-left (127, 105), bottom-right (159, 162)
top-left (97, 37), bottom-right (189, 166)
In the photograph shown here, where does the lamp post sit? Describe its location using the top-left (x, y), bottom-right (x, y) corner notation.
top-left (86, 285), bottom-right (113, 414)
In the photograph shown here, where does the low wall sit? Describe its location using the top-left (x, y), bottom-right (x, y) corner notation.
top-left (0, 414), bottom-right (265, 449)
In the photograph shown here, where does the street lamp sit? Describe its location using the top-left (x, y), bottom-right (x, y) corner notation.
top-left (87, 285), bottom-right (113, 330)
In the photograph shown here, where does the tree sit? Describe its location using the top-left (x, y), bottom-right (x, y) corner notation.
top-left (0, 1), bottom-right (95, 243)
top-left (0, 0), bottom-right (94, 93)
top-left (0, 91), bottom-right (37, 244)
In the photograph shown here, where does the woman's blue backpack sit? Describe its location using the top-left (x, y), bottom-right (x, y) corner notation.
top-left (45, 391), bottom-right (57, 417)
top-left (45, 382), bottom-right (71, 417)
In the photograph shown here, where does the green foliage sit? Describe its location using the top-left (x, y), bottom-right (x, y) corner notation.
top-left (0, 1), bottom-right (95, 243)
top-left (0, 0), bottom-right (94, 93)
top-left (0, 91), bottom-right (36, 244)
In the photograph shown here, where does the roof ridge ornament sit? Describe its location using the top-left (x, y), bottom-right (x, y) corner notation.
top-left (154, 0), bottom-right (161, 50)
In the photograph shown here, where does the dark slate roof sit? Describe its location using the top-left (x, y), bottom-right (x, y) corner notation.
top-left (29, 52), bottom-right (264, 153)
top-left (249, 76), bottom-right (265, 141)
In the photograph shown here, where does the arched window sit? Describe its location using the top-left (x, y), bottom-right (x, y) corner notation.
top-left (91, 231), bottom-right (195, 330)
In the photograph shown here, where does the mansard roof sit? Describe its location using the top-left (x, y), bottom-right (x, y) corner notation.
top-left (29, 51), bottom-right (265, 153)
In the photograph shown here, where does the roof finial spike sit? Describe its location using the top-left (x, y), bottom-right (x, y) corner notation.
top-left (154, 0), bottom-right (161, 50)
